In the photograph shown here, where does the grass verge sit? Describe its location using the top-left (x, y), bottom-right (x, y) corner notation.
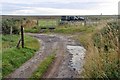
top-left (2, 34), bottom-right (40, 77)
top-left (30, 54), bottom-right (55, 79)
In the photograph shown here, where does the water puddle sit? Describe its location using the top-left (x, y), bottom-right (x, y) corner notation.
top-left (67, 45), bottom-right (86, 74)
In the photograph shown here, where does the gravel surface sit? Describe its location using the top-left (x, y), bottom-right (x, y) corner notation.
top-left (5, 33), bottom-right (86, 78)
top-left (67, 45), bottom-right (86, 74)
top-left (43, 34), bottom-right (86, 78)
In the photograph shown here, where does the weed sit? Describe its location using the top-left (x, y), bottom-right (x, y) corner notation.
top-left (30, 54), bottom-right (55, 79)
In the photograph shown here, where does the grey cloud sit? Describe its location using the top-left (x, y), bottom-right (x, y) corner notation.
top-left (2, 1), bottom-right (108, 14)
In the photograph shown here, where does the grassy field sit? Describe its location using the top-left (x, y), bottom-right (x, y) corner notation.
top-left (24, 19), bottom-right (59, 33)
top-left (24, 27), bottom-right (40, 33)
top-left (54, 25), bottom-right (95, 34)
top-left (2, 34), bottom-right (40, 77)
top-left (38, 19), bottom-right (58, 27)
top-left (30, 53), bottom-right (55, 79)
top-left (24, 20), bottom-right (95, 34)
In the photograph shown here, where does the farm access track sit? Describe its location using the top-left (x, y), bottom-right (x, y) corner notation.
top-left (5, 33), bottom-right (86, 78)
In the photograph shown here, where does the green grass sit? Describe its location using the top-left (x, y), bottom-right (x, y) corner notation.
top-left (2, 47), bottom-right (35, 77)
top-left (38, 19), bottom-right (58, 27)
top-left (2, 35), bottom-right (20, 50)
top-left (24, 35), bottom-right (40, 50)
top-left (2, 35), bottom-right (39, 51)
top-left (2, 34), bottom-right (40, 77)
top-left (24, 19), bottom-right (58, 33)
top-left (30, 54), bottom-right (55, 79)
top-left (24, 27), bottom-right (40, 33)
top-left (24, 19), bottom-right (95, 34)
top-left (53, 25), bottom-right (94, 34)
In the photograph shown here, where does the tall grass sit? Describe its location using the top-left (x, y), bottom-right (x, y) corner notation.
top-left (82, 22), bottom-right (119, 78)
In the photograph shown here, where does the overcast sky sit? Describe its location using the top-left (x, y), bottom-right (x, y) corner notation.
top-left (1, 0), bottom-right (120, 15)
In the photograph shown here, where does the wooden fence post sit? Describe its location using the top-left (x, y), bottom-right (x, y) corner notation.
top-left (21, 25), bottom-right (24, 48)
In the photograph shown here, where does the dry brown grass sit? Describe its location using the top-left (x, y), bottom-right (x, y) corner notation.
top-left (74, 20), bottom-right (119, 78)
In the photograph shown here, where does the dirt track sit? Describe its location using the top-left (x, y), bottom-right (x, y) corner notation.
top-left (6, 33), bottom-right (86, 78)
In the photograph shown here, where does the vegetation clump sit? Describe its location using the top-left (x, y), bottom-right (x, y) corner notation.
top-left (2, 19), bottom-right (20, 34)
top-left (31, 54), bottom-right (55, 79)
